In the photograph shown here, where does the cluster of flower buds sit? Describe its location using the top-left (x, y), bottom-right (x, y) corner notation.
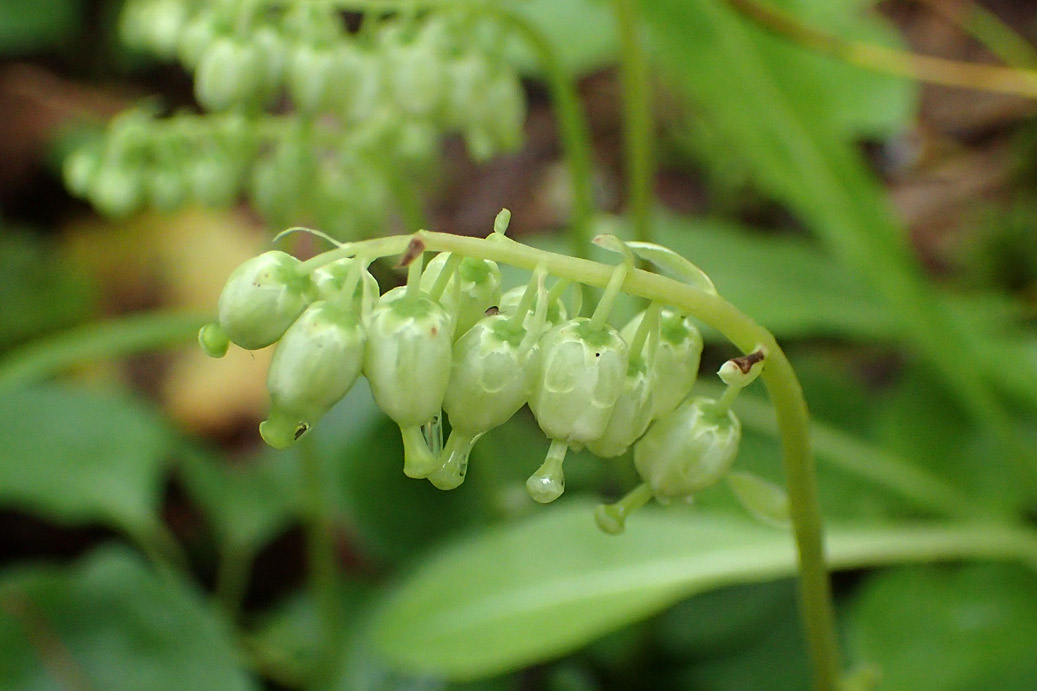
top-left (69, 0), bottom-right (527, 234)
top-left (200, 212), bottom-right (778, 533)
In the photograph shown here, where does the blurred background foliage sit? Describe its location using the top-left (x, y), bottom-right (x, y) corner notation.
top-left (0, 0), bottom-right (1035, 689)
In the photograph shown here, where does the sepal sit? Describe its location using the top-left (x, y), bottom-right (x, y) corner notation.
top-left (420, 252), bottom-right (501, 339)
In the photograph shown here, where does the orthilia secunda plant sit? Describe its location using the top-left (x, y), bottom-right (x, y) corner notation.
top-left (199, 211), bottom-right (790, 533)
top-left (199, 212), bottom-right (850, 687)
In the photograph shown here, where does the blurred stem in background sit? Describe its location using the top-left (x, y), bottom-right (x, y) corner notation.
top-left (611, 0), bottom-right (654, 245)
top-left (298, 436), bottom-right (343, 686)
top-left (725, 0), bottom-right (1037, 98)
top-left (911, 0), bottom-right (1037, 69)
top-left (492, 7), bottom-right (597, 257)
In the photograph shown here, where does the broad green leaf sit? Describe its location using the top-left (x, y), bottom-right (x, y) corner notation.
top-left (176, 445), bottom-right (302, 553)
top-left (503, 0), bottom-right (618, 77)
top-left (0, 546), bottom-right (256, 690)
top-left (0, 0), bottom-right (80, 53)
top-left (847, 564), bottom-right (1037, 690)
top-left (371, 503), bottom-right (1036, 680)
top-left (0, 385), bottom-right (174, 532)
top-left (663, 593), bottom-right (808, 688)
top-left (650, 215), bottom-right (892, 340)
top-left (0, 231), bottom-right (96, 350)
top-left (653, 579), bottom-right (798, 659)
top-left (318, 380), bottom-right (488, 565)
top-left (250, 581), bottom-right (374, 684)
top-left (873, 367), bottom-right (1028, 512)
top-left (641, 0), bottom-right (1035, 432)
top-left (733, 0), bottom-right (916, 138)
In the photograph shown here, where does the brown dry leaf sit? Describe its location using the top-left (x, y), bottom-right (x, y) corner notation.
top-left (62, 205), bottom-right (278, 432)
top-left (163, 344), bottom-right (273, 436)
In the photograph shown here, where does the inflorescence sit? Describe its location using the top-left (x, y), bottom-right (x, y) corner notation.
top-left (199, 211), bottom-right (770, 533)
top-left (65, 0), bottom-right (525, 239)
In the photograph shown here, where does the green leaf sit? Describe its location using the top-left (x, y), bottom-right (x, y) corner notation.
top-left (873, 367), bottom-right (1028, 512)
top-left (315, 380), bottom-right (488, 565)
top-left (847, 564), bottom-right (1037, 690)
top-left (663, 582), bottom-right (811, 691)
top-left (653, 578), bottom-right (798, 659)
top-left (176, 446), bottom-right (302, 553)
top-left (0, 231), bottom-right (96, 350)
top-left (727, 471), bottom-right (790, 527)
top-left (0, 0), bottom-right (80, 53)
top-left (0, 385), bottom-right (174, 532)
top-left (650, 215), bottom-right (892, 340)
top-left (0, 546), bottom-right (257, 690)
top-left (732, 0), bottom-right (916, 139)
top-left (641, 0), bottom-right (1033, 436)
top-left (370, 504), bottom-right (1037, 680)
top-left (250, 581), bottom-right (374, 684)
top-left (503, 0), bottom-right (619, 77)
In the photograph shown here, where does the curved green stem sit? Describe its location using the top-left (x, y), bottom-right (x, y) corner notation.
top-left (912, 0), bottom-right (1037, 69)
top-left (611, 0), bottom-right (654, 244)
top-left (214, 542), bottom-right (254, 622)
top-left (307, 229), bottom-right (840, 686)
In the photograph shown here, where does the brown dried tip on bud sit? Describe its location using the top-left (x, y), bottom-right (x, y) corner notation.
top-left (398, 237), bottom-right (426, 268)
top-left (731, 349), bottom-right (765, 374)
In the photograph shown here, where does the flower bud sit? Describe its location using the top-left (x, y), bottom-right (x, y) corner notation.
top-left (195, 37), bottom-right (263, 111)
top-left (481, 68), bottom-right (525, 152)
top-left (189, 155), bottom-right (240, 207)
top-left (622, 308), bottom-right (702, 419)
top-left (529, 318), bottom-right (628, 445)
top-left (363, 287), bottom-right (454, 478)
top-left (287, 43), bottom-right (336, 113)
top-left (444, 52), bottom-right (490, 130)
top-left (63, 147), bottom-right (101, 197)
top-left (89, 162), bottom-right (144, 217)
top-left (177, 11), bottom-right (222, 68)
top-left (499, 285), bottom-right (567, 329)
top-left (385, 26), bottom-right (447, 117)
top-left (432, 317), bottom-right (529, 491)
top-left (585, 360), bottom-right (654, 458)
top-left (312, 258), bottom-right (379, 315)
top-left (442, 315), bottom-right (540, 437)
top-left (217, 251), bottom-right (313, 349)
top-left (260, 301), bottom-right (365, 449)
top-left (147, 167), bottom-right (187, 211)
top-left (249, 141), bottom-right (314, 227)
top-left (198, 322), bottom-right (230, 358)
top-left (526, 317), bottom-right (627, 503)
top-left (329, 44), bottom-right (382, 122)
top-left (420, 252), bottom-right (501, 339)
top-left (253, 25), bottom-right (287, 98)
top-left (633, 397), bottom-right (742, 500)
